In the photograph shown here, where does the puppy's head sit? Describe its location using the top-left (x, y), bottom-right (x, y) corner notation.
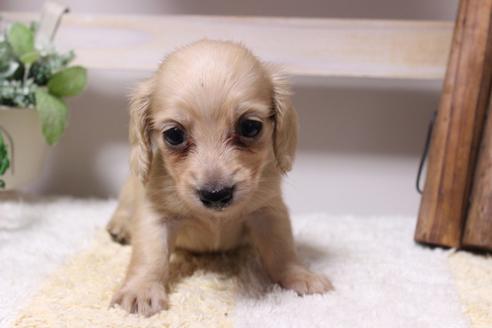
top-left (129, 40), bottom-right (297, 214)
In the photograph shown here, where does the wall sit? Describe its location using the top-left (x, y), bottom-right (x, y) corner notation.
top-left (0, 1), bottom-right (458, 216)
top-left (1, 0), bottom-right (457, 19)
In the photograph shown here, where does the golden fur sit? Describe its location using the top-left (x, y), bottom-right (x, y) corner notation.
top-left (107, 40), bottom-right (333, 316)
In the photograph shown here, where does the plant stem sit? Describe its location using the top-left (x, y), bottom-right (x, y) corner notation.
top-left (23, 63), bottom-right (31, 84)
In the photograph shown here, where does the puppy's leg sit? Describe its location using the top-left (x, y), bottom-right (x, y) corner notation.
top-left (247, 201), bottom-right (333, 294)
top-left (106, 176), bottom-right (137, 244)
top-left (111, 199), bottom-right (177, 317)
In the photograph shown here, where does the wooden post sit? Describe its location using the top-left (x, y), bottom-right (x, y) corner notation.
top-left (462, 101), bottom-right (492, 250)
top-left (415, 0), bottom-right (492, 248)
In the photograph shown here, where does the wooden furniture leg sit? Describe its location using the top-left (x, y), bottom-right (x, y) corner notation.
top-left (415, 0), bottom-right (492, 248)
top-left (462, 102), bottom-right (492, 251)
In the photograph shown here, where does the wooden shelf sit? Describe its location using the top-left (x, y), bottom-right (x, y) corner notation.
top-left (1, 13), bottom-right (453, 79)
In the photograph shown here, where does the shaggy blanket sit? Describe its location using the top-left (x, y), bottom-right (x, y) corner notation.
top-left (0, 198), bottom-right (490, 327)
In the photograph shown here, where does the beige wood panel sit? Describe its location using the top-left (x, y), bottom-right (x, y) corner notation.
top-left (1, 13), bottom-right (452, 79)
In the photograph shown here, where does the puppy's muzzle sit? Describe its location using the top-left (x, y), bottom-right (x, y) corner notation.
top-left (198, 185), bottom-right (234, 209)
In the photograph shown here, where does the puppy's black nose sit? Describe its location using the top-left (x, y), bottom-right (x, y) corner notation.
top-left (198, 186), bottom-right (234, 209)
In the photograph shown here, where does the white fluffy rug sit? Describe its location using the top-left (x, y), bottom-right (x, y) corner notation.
top-left (0, 198), bottom-right (474, 327)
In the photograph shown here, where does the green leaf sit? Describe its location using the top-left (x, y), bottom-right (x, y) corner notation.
top-left (35, 89), bottom-right (68, 145)
top-left (0, 132), bottom-right (10, 176)
top-left (47, 66), bottom-right (87, 97)
top-left (20, 50), bottom-right (40, 65)
top-left (7, 22), bottom-right (34, 57)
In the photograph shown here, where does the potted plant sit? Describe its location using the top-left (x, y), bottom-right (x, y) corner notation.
top-left (0, 12), bottom-right (87, 190)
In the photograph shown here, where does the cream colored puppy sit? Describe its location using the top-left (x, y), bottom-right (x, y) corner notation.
top-left (107, 40), bottom-right (333, 316)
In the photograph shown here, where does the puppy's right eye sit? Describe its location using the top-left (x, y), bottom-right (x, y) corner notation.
top-left (163, 127), bottom-right (187, 147)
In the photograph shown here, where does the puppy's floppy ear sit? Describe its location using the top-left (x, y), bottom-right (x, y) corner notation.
top-left (129, 77), bottom-right (155, 183)
top-left (269, 66), bottom-right (299, 173)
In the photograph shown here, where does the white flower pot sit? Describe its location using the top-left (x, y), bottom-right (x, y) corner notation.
top-left (0, 106), bottom-right (49, 190)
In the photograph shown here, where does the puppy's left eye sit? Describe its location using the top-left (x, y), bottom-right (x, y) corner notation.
top-left (238, 118), bottom-right (262, 139)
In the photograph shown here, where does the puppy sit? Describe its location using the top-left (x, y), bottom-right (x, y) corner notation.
top-left (107, 40), bottom-right (333, 316)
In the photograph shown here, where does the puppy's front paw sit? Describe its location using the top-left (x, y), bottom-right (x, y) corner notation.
top-left (106, 215), bottom-right (131, 245)
top-left (111, 280), bottom-right (168, 317)
top-left (279, 264), bottom-right (333, 295)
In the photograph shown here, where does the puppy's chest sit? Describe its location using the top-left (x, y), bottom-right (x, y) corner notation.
top-left (175, 219), bottom-right (247, 252)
